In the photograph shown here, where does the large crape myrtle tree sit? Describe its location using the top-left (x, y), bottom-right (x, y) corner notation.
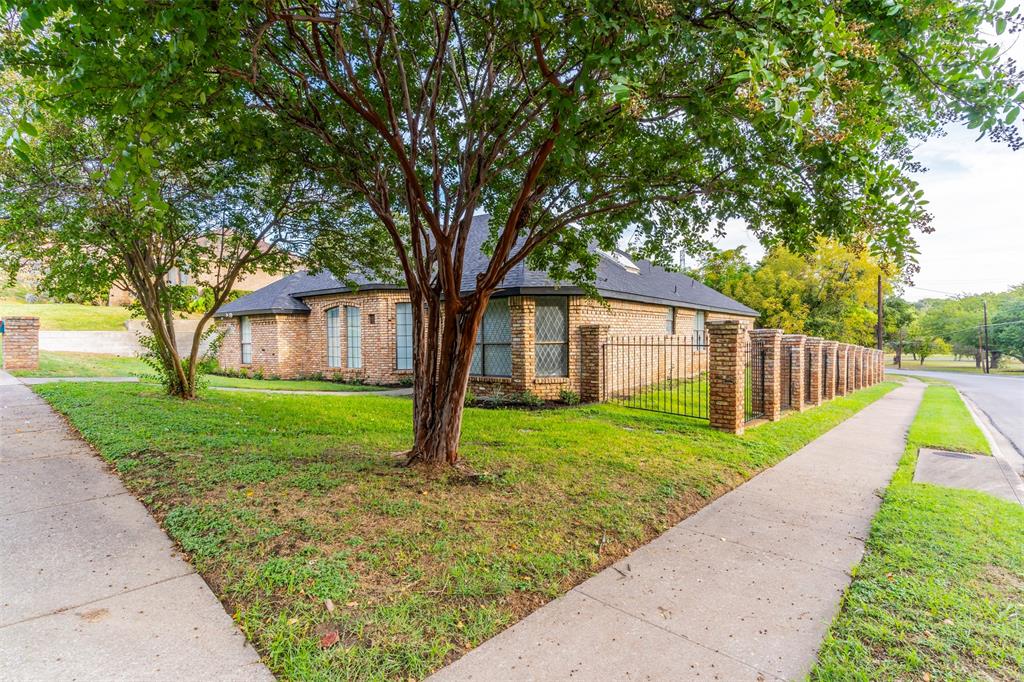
top-left (7, 0), bottom-right (1021, 464)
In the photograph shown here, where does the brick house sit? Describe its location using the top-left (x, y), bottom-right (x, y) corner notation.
top-left (214, 216), bottom-right (757, 398)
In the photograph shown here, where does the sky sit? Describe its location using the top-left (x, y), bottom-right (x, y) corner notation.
top-left (712, 33), bottom-right (1024, 303)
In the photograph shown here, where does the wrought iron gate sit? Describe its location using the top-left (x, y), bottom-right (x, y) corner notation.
top-left (744, 333), bottom-right (766, 422)
top-left (603, 333), bottom-right (709, 419)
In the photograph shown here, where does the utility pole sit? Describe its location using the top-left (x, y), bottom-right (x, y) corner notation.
top-left (978, 326), bottom-right (985, 372)
top-left (983, 300), bottom-right (991, 374)
top-left (876, 274), bottom-right (884, 351)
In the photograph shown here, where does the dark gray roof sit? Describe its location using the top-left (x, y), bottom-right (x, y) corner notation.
top-left (216, 215), bottom-right (757, 317)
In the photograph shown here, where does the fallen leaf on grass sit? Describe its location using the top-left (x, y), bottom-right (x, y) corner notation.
top-left (324, 598), bottom-right (335, 613)
top-left (320, 631), bottom-right (340, 649)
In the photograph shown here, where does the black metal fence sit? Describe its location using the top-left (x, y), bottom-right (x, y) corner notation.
top-left (781, 346), bottom-right (798, 410)
top-left (805, 347), bottom-right (814, 400)
top-left (603, 333), bottom-right (709, 419)
top-left (744, 334), bottom-right (766, 422)
top-left (822, 350), bottom-right (830, 397)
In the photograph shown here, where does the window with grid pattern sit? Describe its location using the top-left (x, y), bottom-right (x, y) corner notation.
top-left (471, 298), bottom-right (511, 377)
top-left (535, 297), bottom-right (568, 377)
top-left (239, 316), bottom-right (252, 364)
top-left (346, 306), bottom-right (362, 369)
top-left (396, 302), bottom-right (413, 370)
top-left (326, 307), bottom-right (341, 368)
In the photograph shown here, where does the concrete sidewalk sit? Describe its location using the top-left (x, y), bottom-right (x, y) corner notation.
top-left (431, 380), bottom-right (925, 681)
top-left (0, 376), bottom-right (273, 681)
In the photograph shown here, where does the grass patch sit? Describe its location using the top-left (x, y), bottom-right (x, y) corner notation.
top-left (812, 384), bottom-right (1023, 681)
top-left (35, 380), bottom-right (897, 680)
top-left (11, 351), bottom-right (385, 392)
top-left (886, 353), bottom-right (1024, 375)
top-left (9, 351), bottom-right (149, 377)
top-left (0, 301), bottom-right (134, 330)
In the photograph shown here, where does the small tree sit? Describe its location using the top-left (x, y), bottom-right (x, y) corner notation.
top-left (0, 111), bottom-right (331, 398)
top-left (10, 1), bottom-right (1022, 464)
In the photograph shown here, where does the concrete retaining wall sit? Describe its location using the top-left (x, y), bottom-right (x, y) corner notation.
top-left (40, 331), bottom-right (214, 358)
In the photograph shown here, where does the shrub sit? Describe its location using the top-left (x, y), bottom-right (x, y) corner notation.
top-left (559, 389), bottom-right (581, 406)
top-left (464, 390), bottom-right (476, 406)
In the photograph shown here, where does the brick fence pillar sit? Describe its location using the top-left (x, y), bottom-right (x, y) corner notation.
top-left (1, 316), bottom-right (40, 370)
top-left (781, 334), bottom-right (806, 411)
top-left (708, 320), bottom-right (745, 434)
top-left (857, 347), bottom-right (866, 389)
top-left (580, 325), bottom-right (609, 403)
top-left (836, 344), bottom-right (849, 396)
top-left (804, 337), bottom-right (823, 406)
top-left (877, 349), bottom-right (884, 383)
top-left (822, 340), bottom-right (838, 400)
top-left (749, 328), bottom-right (782, 421)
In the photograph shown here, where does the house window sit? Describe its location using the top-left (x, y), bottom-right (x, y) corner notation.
top-left (694, 310), bottom-right (705, 340)
top-left (665, 307), bottom-right (675, 334)
top-left (396, 302), bottom-right (413, 371)
top-left (535, 297), bottom-right (569, 377)
top-left (471, 298), bottom-right (512, 377)
top-left (346, 306), bottom-right (362, 369)
top-left (239, 316), bottom-right (252, 364)
top-left (326, 307), bottom-right (341, 368)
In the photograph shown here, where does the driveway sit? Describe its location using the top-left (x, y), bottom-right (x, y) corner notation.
top-left (888, 369), bottom-right (1024, 457)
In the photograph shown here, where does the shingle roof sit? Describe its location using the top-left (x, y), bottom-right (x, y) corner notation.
top-left (215, 215), bottom-right (758, 317)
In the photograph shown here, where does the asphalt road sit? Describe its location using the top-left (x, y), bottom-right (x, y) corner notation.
top-left (889, 368), bottom-right (1024, 456)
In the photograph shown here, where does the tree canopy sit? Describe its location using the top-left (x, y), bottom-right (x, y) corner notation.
top-left (3, 0), bottom-right (1021, 462)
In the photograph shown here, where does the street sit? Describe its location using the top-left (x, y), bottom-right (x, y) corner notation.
top-left (889, 368), bottom-right (1024, 457)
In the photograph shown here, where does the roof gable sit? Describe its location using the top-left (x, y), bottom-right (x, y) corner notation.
top-left (216, 216), bottom-right (758, 317)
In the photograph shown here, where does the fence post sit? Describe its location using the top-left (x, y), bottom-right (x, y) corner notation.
top-left (579, 325), bottom-right (609, 403)
top-left (877, 349), bottom-right (884, 383)
top-left (749, 328), bottom-right (782, 421)
top-left (822, 340), bottom-right (838, 400)
top-left (708, 320), bottom-right (745, 434)
top-left (1, 316), bottom-right (40, 370)
top-left (836, 344), bottom-right (849, 396)
top-left (804, 337), bottom-right (823, 406)
top-left (857, 347), bottom-right (866, 389)
top-left (781, 334), bottom-right (806, 411)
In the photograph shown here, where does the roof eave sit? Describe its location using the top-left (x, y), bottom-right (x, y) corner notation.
top-left (213, 307), bottom-right (309, 318)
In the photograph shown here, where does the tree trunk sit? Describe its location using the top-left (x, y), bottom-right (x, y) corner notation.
top-left (406, 290), bottom-right (488, 467)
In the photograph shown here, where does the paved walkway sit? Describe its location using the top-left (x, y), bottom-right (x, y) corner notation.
top-left (0, 376), bottom-right (274, 681)
top-left (431, 380), bottom-right (925, 681)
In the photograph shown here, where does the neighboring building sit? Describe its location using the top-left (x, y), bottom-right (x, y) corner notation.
top-left (106, 231), bottom-right (293, 306)
top-left (213, 215), bottom-right (757, 399)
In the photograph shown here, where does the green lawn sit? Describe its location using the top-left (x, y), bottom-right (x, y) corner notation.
top-left (812, 384), bottom-right (1024, 681)
top-left (10, 351), bottom-right (383, 392)
top-left (33, 379), bottom-right (897, 680)
top-left (0, 301), bottom-right (134, 330)
top-left (886, 352), bottom-right (1024, 375)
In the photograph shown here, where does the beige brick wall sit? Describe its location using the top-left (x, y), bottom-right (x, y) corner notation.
top-left (216, 290), bottom-right (756, 396)
top-left (2, 317), bottom-right (39, 370)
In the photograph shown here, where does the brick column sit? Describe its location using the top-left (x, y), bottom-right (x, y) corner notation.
top-left (579, 325), bottom-right (609, 403)
top-left (836, 344), bottom-right (849, 396)
top-left (781, 334), bottom-right (806, 411)
top-left (1, 316), bottom-right (40, 370)
top-left (804, 337), bottom-right (823, 406)
top-left (748, 328), bottom-right (782, 421)
top-left (878, 349), bottom-right (884, 383)
top-left (509, 296), bottom-right (535, 393)
top-left (856, 347), bottom-right (866, 389)
top-left (708, 320), bottom-right (745, 434)
top-left (821, 340), bottom-right (838, 400)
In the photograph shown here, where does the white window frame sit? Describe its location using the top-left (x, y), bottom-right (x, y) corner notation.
top-left (239, 316), bottom-right (252, 364)
top-left (395, 302), bottom-right (413, 371)
top-left (693, 310), bottom-right (705, 341)
top-left (326, 307), bottom-right (342, 368)
top-left (346, 306), bottom-right (362, 369)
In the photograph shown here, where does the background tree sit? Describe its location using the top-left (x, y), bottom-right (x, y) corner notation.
top-left (0, 103), bottom-right (335, 398)
top-left (8, 0), bottom-right (1022, 465)
top-left (990, 298), bottom-right (1024, 364)
top-left (882, 296), bottom-right (917, 366)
